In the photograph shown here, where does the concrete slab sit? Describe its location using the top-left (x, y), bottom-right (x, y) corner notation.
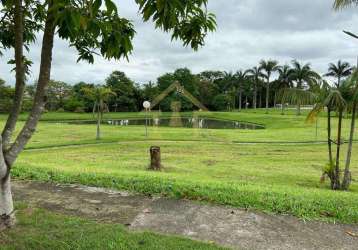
top-left (12, 181), bottom-right (358, 250)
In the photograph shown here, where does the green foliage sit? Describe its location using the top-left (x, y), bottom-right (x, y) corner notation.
top-left (212, 94), bottom-right (232, 111)
top-left (157, 68), bottom-right (200, 111)
top-left (290, 60), bottom-right (321, 90)
top-left (64, 97), bottom-right (85, 112)
top-left (105, 71), bottom-right (140, 111)
top-left (333, 0), bottom-right (358, 9)
top-left (136, 0), bottom-right (216, 50)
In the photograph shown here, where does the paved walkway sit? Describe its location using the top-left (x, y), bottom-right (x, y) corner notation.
top-left (12, 181), bottom-right (358, 250)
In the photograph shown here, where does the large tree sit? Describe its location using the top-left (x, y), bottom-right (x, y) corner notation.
top-left (260, 59), bottom-right (279, 113)
top-left (105, 71), bottom-right (138, 112)
top-left (234, 70), bottom-right (248, 111)
top-left (156, 68), bottom-right (201, 111)
top-left (246, 66), bottom-right (265, 109)
top-left (290, 60), bottom-right (321, 115)
top-left (0, 0), bottom-right (216, 229)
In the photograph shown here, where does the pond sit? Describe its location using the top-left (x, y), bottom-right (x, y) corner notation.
top-left (71, 117), bottom-right (264, 130)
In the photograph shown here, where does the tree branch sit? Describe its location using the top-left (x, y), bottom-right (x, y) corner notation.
top-left (1, 0), bottom-right (26, 150)
top-left (4, 4), bottom-right (55, 167)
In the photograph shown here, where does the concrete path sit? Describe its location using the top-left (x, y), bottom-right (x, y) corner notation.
top-left (12, 181), bottom-right (358, 250)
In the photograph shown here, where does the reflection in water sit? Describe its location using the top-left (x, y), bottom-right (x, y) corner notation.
top-left (87, 117), bottom-right (264, 130)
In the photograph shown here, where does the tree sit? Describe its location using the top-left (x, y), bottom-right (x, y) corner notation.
top-left (246, 66), bottom-right (265, 109)
top-left (260, 59), bottom-right (279, 113)
top-left (0, 0), bottom-right (216, 229)
top-left (83, 86), bottom-right (116, 140)
top-left (234, 70), bottom-right (248, 111)
top-left (0, 80), bottom-right (15, 113)
top-left (105, 71), bottom-right (138, 112)
top-left (333, 0), bottom-right (358, 9)
top-left (221, 71), bottom-right (237, 110)
top-left (157, 68), bottom-right (200, 111)
top-left (277, 65), bottom-right (294, 114)
top-left (290, 60), bottom-right (321, 115)
top-left (325, 60), bottom-right (352, 88)
top-left (45, 80), bottom-right (72, 111)
top-left (307, 72), bottom-right (357, 190)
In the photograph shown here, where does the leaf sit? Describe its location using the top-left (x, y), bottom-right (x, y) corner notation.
top-left (346, 231), bottom-right (358, 237)
top-left (105, 0), bottom-right (117, 14)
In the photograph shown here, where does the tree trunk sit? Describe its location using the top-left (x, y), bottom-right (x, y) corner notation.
top-left (4, 5), bottom-right (56, 167)
top-left (342, 101), bottom-right (357, 190)
top-left (253, 84), bottom-right (257, 109)
top-left (333, 109), bottom-right (343, 190)
top-left (1, 0), bottom-right (25, 149)
top-left (238, 88), bottom-right (242, 112)
top-left (96, 110), bottom-right (101, 140)
top-left (259, 91), bottom-right (262, 108)
top-left (149, 146), bottom-right (161, 170)
top-left (265, 81), bottom-right (269, 114)
top-left (245, 96), bottom-right (248, 109)
top-left (0, 175), bottom-right (15, 231)
top-left (0, 136), bottom-right (14, 230)
top-left (281, 101), bottom-right (285, 115)
top-left (296, 103), bottom-right (301, 116)
top-left (327, 108), bottom-right (333, 165)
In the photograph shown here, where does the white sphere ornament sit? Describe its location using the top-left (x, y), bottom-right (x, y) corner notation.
top-left (143, 101), bottom-right (151, 109)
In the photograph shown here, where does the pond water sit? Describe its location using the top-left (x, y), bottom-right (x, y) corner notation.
top-left (72, 117), bottom-right (264, 130)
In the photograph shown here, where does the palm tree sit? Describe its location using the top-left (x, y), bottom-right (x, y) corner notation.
top-left (333, 0), bottom-right (358, 9)
top-left (83, 86), bottom-right (116, 140)
top-left (325, 60), bottom-right (352, 88)
top-left (277, 65), bottom-right (294, 114)
top-left (260, 60), bottom-right (279, 113)
top-left (290, 60), bottom-right (321, 115)
top-left (278, 65), bottom-right (294, 88)
top-left (307, 72), bottom-right (358, 190)
top-left (342, 70), bottom-right (358, 190)
top-left (246, 66), bottom-right (265, 109)
top-left (222, 71), bottom-right (237, 110)
top-left (234, 70), bottom-right (248, 111)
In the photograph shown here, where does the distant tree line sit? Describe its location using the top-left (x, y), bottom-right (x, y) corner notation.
top-left (0, 59), bottom-right (355, 113)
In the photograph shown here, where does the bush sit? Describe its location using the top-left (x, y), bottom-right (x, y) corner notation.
top-left (64, 98), bottom-right (85, 112)
top-left (212, 94), bottom-right (231, 111)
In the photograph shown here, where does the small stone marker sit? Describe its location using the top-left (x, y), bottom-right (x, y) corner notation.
top-left (149, 146), bottom-right (162, 170)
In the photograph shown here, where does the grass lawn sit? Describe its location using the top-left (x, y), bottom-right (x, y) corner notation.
top-left (0, 204), bottom-right (225, 250)
top-left (1, 110), bottom-right (358, 223)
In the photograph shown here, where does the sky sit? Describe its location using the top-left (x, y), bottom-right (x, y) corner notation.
top-left (1, 0), bottom-right (358, 85)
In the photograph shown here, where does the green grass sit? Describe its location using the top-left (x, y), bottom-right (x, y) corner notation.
top-left (1, 110), bottom-right (358, 223)
top-left (0, 204), bottom-right (226, 250)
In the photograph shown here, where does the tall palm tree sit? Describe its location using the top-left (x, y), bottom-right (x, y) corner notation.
top-left (307, 73), bottom-right (358, 190)
top-left (278, 64), bottom-right (294, 88)
top-left (83, 86), bottom-right (116, 140)
top-left (342, 70), bottom-right (358, 190)
top-left (260, 59), bottom-right (279, 113)
top-left (333, 0), bottom-right (358, 9)
top-left (290, 60), bottom-right (321, 115)
top-left (222, 71), bottom-right (237, 110)
top-left (246, 66), bottom-right (265, 109)
top-left (325, 60), bottom-right (352, 87)
top-left (234, 70), bottom-right (248, 111)
top-left (277, 65), bottom-right (294, 114)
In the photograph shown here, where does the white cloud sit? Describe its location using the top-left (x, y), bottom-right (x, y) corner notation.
top-left (1, 0), bottom-right (358, 85)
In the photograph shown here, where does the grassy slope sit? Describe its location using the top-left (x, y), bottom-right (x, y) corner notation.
top-left (1, 110), bottom-right (358, 223)
top-left (0, 205), bottom-right (226, 250)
